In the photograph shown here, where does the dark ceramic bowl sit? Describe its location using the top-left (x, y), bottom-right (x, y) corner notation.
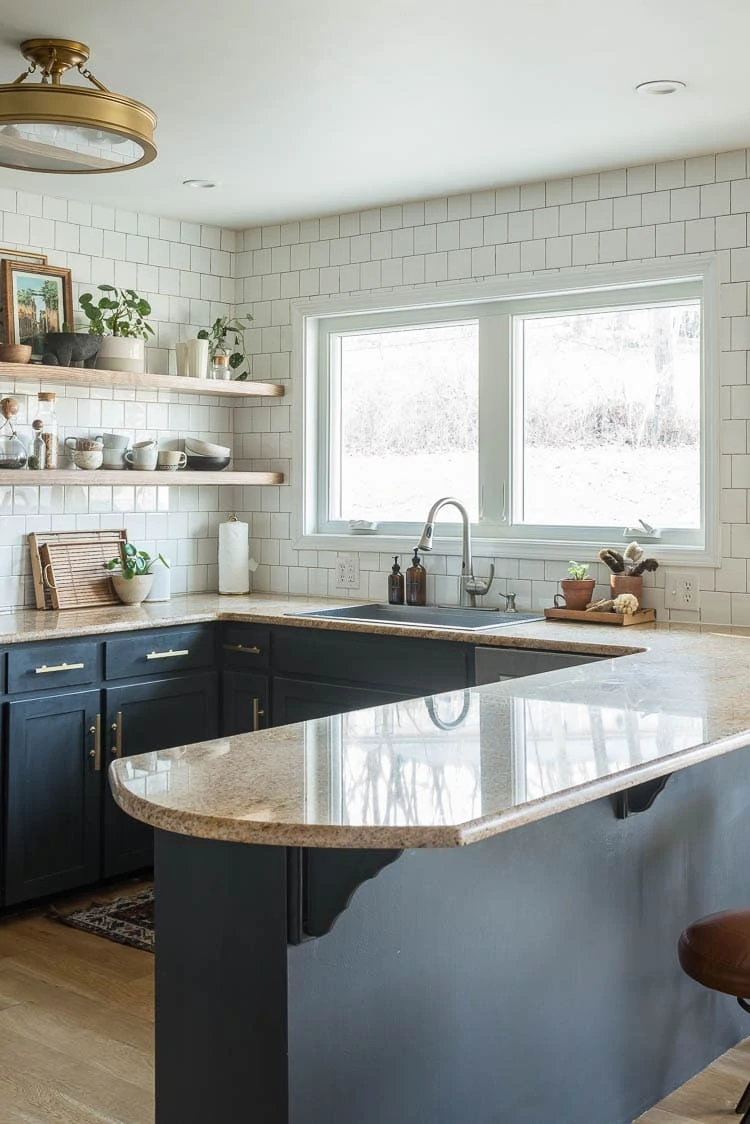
top-left (42, 332), bottom-right (103, 368)
top-left (185, 454), bottom-right (230, 472)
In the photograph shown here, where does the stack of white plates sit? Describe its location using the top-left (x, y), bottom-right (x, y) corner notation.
top-left (185, 438), bottom-right (231, 458)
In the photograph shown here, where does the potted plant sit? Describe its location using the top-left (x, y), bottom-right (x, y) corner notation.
top-left (557, 561), bottom-right (597, 610)
top-left (598, 542), bottom-right (658, 604)
top-left (197, 315), bottom-right (253, 379)
top-left (104, 542), bottom-right (168, 605)
top-left (79, 285), bottom-right (154, 373)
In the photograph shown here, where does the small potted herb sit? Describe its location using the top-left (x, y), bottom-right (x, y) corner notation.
top-left (105, 543), bottom-right (168, 605)
top-left (555, 561), bottom-right (596, 611)
top-left (197, 315), bottom-right (253, 380)
top-left (79, 285), bottom-right (154, 373)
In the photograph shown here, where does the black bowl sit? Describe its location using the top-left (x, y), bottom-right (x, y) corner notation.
top-left (185, 454), bottom-right (230, 472)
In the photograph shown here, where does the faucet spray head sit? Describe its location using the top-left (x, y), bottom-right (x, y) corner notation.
top-left (417, 523), bottom-right (434, 552)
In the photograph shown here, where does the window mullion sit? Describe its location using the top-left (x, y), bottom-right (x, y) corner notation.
top-left (478, 312), bottom-right (509, 531)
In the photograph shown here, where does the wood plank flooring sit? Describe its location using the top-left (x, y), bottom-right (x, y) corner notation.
top-left (0, 880), bottom-right (744, 1123)
top-left (0, 882), bottom-right (153, 1123)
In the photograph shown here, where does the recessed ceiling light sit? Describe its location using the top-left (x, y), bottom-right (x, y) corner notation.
top-left (183, 178), bottom-right (218, 189)
top-left (635, 80), bottom-right (686, 96)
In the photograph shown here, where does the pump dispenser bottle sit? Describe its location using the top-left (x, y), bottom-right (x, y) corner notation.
top-left (405, 549), bottom-right (427, 606)
top-left (388, 556), bottom-right (405, 604)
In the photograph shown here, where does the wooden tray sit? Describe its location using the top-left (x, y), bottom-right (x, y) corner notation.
top-left (29, 529), bottom-right (127, 610)
top-left (544, 607), bottom-right (656, 626)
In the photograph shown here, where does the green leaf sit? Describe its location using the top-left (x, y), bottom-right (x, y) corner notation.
top-left (229, 353), bottom-right (243, 369)
top-left (197, 329), bottom-right (208, 340)
top-left (98, 283), bottom-right (116, 292)
top-left (123, 543), bottom-right (136, 557)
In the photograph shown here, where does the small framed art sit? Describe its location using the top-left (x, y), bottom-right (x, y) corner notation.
top-left (1, 260), bottom-right (73, 357)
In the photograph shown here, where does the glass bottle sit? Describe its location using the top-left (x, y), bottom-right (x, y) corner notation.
top-left (211, 352), bottom-right (231, 381)
top-left (34, 392), bottom-right (58, 469)
top-left (405, 549), bottom-right (427, 606)
top-left (388, 556), bottom-right (405, 605)
top-left (30, 419), bottom-right (46, 470)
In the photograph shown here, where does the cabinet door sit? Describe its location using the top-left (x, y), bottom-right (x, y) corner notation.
top-left (6, 689), bottom-right (101, 905)
top-left (104, 672), bottom-right (218, 878)
top-left (272, 677), bottom-right (409, 727)
top-left (221, 671), bottom-right (269, 737)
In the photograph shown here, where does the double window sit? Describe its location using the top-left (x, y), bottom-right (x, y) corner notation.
top-left (296, 262), bottom-right (716, 560)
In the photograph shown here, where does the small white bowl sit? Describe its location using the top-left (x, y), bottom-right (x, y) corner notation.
top-left (185, 437), bottom-right (231, 458)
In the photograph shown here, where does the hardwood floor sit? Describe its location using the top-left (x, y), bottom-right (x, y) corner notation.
top-left (0, 882), bottom-right (153, 1123)
top-left (0, 881), bottom-right (744, 1124)
top-left (636, 1038), bottom-right (750, 1123)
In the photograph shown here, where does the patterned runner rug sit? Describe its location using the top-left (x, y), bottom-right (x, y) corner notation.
top-left (53, 887), bottom-right (154, 952)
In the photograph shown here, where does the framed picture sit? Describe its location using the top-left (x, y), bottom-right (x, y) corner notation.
top-left (1, 261), bottom-right (73, 356)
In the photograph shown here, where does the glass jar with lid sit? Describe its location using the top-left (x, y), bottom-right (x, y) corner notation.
top-left (34, 392), bottom-right (58, 469)
top-left (211, 346), bottom-right (231, 381)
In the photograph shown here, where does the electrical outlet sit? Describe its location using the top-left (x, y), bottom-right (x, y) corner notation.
top-left (335, 552), bottom-right (360, 589)
top-left (664, 569), bottom-right (702, 612)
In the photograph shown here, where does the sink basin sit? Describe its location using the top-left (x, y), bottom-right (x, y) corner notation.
top-left (292, 604), bottom-right (544, 632)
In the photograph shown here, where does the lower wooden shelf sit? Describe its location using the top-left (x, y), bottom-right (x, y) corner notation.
top-left (0, 469), bottom-right (283, 486)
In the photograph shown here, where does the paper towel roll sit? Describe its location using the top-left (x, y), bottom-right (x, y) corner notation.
top-left (219, 518), bottom-right (250, 594)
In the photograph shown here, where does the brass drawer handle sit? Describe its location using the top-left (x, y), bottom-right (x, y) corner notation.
top-left (35, 662), bottom-right (85, 674)
top-left (146, 648), bottom-right (190, 660)
top-left (89, 714), bottom-right (102, 772)
top-left (222, 643), bottom-right (262, 656)
top-left (111, 711), bottom-right (123, 758)
top-left (252, 697), bottom-right (265, 732)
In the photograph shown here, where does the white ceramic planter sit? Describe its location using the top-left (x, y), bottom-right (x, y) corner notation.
top-left (96, 337), bottom-right (146, 374)
top-left (111, 572), bottom-right (154, 605)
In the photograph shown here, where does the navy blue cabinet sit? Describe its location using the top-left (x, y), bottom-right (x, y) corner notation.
top-left (103, 672), bottom-right (218, 877)
top-left (221, 671), bottom-right (269, 737)
top-left (272, 676), bottom-right (409, 726)
top-left (5, 689), bottom-right (101, 904)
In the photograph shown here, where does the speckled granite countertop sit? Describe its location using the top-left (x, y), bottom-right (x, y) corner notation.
top-left (97, 594), bottom-right (750, 849)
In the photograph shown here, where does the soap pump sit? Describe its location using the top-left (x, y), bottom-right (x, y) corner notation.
top-left (388, 556), bottom-right (405, 605)
top-left (405, 549), bottom-right (427, 606)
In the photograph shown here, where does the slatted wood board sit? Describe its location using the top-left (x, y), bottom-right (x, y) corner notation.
top-left (29, 529), bottom-right (127, 610)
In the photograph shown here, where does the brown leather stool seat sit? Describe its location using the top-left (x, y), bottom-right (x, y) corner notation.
top-left (678, 909), bottom-right (750, 1121)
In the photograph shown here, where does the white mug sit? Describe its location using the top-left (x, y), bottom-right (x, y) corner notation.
top-left (157, 450), bottom-right (187, 471)
top-left (125, 446), bottom-right (158, 470)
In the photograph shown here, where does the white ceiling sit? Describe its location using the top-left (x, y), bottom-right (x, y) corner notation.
top-left (0, 0), bottom-right (749, 229)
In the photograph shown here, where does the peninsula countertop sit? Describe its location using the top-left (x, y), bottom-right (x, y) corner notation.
top-left (104, 599), bottom-right (750, 849)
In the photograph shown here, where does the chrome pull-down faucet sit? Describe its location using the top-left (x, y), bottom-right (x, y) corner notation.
top-left (416, 496), bottom-right (495, 608)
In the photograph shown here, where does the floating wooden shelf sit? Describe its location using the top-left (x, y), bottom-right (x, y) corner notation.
top-left (0, 361), bottom-right (284, 399)
top-left (0, 470), bottom-right (284, 486)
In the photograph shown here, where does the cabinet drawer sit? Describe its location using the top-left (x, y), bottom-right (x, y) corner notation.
top-left (220, 624), bottom-right (270, 670)
top-left (105, 626), bottom-right (215, 681)
top-left (7, 639), bottom-right (98, 694)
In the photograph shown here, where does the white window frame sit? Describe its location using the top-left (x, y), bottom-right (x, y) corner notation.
top-left (291, 258), bottom-right (719, 565)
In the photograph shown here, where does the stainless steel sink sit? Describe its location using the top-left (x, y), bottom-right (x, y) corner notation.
top-left (292, 604), bottom-right (543, 631)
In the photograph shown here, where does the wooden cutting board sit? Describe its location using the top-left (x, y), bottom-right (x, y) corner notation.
top-left (29, 529), bottom-right (127, 610)
top-left (544, 607), bottom-right (656, 626)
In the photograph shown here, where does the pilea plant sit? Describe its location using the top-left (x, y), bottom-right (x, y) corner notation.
top-left (197, 315), bottom-right (253, 379)
top-left (567, 561), bottom-right (590, 581)
top-left (79, 285), bottom-right (154, 340)
top-left (104, 542), bottom-right (168, 580)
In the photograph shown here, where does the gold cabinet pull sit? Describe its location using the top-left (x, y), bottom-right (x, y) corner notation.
top-left (252, 697), bottom-right (266, 732)
top-left (35, 662), bottom-right (85, 674)
top-left (89, 714), bottom-right (102, 771)
top-left (146, 648), bottom-right (189, 660)
top-left (222, 643), bottom-right (262, 656)
top-left (111, 711), bottom-right (123, 758)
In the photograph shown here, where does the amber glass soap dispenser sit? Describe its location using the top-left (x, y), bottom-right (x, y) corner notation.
top-left (405, 549), bottom-right (426, 606)
top-left (388, 556), bottom-right (405, 604)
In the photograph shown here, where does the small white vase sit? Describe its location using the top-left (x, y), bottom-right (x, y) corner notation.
top-left (96, 337), bottom-right (146, 374)
top-left (144, 558), bottom-right (171, 602)
top-left (185, 338), bottom-right (209, 378)
top-left (112, 572), bottom-right (154, 605)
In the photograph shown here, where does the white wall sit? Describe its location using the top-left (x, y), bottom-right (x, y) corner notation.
top-left (234, 148), bottom-right (750, 625)
top-left (0, 189), bottom-right (238, 608)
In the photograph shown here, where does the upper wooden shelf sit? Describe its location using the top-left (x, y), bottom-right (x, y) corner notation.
top-left (0, 361), bottom-right (285, 399)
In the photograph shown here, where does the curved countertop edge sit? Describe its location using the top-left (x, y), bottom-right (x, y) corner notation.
top-left (108, 728), bottom-right (750, 850)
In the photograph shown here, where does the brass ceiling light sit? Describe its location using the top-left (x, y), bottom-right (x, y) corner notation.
top-left (0, 38), bottom-right (157, 174)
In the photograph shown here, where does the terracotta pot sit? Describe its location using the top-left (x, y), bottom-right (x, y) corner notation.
top-left (558, 578), bottom-right (596, 611)
top-left (0, 343), bottom-right (32, 364)
top-left (610, 573), bottom-right (643, 604)
top-left (111, 572), bottom-right (154, 605)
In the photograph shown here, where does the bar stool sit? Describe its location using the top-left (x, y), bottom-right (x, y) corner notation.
top-left (678, 909), bottom-right (750, 1122)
